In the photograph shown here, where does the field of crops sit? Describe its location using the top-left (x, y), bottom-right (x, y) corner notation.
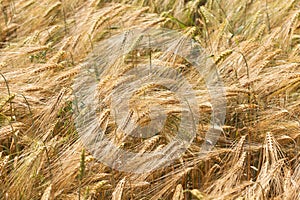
top-left (0, 0), bottom-right (300, 199)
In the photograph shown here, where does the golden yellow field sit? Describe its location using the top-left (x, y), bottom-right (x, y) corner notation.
top-left (0, 0), bottom-right (300, 199)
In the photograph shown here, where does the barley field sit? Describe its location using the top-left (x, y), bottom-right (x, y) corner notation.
top-left (0, 0), bottom-right (300, 199)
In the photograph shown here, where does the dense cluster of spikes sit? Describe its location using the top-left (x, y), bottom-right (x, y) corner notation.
top-left (0, 0), bottom-right (299, 199)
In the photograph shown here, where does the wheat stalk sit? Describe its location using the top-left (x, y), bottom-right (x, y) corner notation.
top-left (44, 2), bottom-right (61, 18)
top-left (112, 177), bottom-right (126, 200)
top-left (172, 184), bottom-right (184, 200)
